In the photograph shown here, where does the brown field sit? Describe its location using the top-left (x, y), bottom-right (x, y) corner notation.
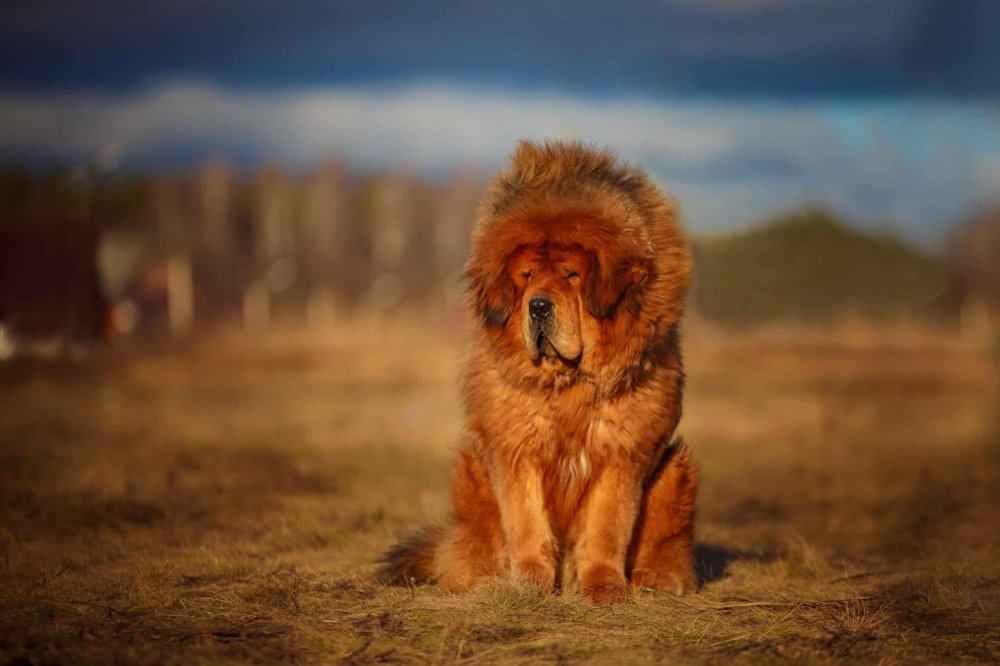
top-left (1, 322), bottom-right (998, 664)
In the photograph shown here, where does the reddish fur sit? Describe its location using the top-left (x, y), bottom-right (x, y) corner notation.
top-left (629, 442), bottom-right (699, 593)
top-left (378, 141), bottom-right (698, 603)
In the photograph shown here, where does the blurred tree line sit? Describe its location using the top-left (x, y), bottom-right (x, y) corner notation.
top-left (690, 207), bottom-right (948, 328)
top-left (1, 161), bottom-right (483, 339)
top-left (0, 162), bottom-right (996, 345)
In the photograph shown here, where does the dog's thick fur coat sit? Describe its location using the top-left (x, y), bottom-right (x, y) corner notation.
top-left (379, 141), bottom-right (697, 604)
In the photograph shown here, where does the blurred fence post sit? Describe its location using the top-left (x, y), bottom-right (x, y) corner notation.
top-left (154, 180), bottom-right (194, 336)
top-left (243, 278), bottom-right (270, 331)
top-left (432, 176), bottom-right (481, 317)
top-left (366, 174), bottom-right (415, 319)
top-left (947, 209), bottom-right (1000, 345)
top-left (302, 164), bottom-right (347, 328)
top-left (246, 166), bottom-right (297, 329)
top-left (166, 254), bottom-right (193, 336)
top-left (197, 158), bottom-right (235, 257)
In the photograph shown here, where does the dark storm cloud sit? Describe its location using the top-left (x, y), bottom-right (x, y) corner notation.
top-left (1, 1), bottom-right (997, 242)
top-left (1, 0), bottom-right (998, 97)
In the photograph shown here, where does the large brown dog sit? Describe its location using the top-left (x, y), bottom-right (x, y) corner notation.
top-left (379, 141), bottom-right (697, 604)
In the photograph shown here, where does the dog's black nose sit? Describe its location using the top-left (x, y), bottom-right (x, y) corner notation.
top-left (529, 297), bottom-right (553, 321)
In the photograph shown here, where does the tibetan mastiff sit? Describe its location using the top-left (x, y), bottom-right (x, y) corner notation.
top-left (379, 141), bottom-right (697, 605)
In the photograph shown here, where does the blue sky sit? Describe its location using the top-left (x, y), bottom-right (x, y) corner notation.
top-left (1, 0), bottom-right (998, 244)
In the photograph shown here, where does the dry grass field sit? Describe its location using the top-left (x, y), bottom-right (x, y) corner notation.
top-left (1, 322), bottom-right (998, 664)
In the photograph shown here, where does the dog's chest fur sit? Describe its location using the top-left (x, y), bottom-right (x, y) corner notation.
top-left (516, 385), bottom-right (622, 526)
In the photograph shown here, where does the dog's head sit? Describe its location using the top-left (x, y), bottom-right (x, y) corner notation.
top-left (466, 141), bottom-right (690, 384)
top-left (471, 218), bottom-right (650, 366)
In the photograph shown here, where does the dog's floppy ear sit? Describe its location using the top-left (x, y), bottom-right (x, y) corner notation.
top-left (585, 250), bottom-right (650, 318)
top-left (465, 262), bottom-right (517, 326)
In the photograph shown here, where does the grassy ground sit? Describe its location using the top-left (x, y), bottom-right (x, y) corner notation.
top-left (1, 322), bottom-right (998, 664)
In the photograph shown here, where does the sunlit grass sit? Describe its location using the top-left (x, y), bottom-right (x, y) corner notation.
top-left (1, 321), bottom-right (997, 663)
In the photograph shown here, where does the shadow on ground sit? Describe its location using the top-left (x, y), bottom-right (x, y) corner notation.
top-left (695, 543), bottom-right (774, 586)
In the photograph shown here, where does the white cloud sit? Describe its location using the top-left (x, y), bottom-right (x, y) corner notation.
top-left (0, 81), bottom-right (997, 241)
top-left (0, 82), bottom-right (807, 169)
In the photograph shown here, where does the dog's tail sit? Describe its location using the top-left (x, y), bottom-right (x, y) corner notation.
top-left (376, 525), bottom-right (444, 585)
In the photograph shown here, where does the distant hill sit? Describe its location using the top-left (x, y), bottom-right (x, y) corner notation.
top-left (690, 208), bottom-right (947, 328)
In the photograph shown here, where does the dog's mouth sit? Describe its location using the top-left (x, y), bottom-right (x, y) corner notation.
top-left (525, 322), bottom-right (554, 361)
top-left (536, 331), bottom-right (558, 359)
top-left (526, 323), bottom-right (579, 365)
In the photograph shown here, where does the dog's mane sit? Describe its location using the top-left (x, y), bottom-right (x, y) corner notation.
top-left (470, 140), bottom-right (690, 322)
top-left (481, 141), bottom-right (648, 218)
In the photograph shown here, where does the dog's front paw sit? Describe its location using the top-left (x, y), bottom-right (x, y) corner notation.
top-left (580, 564), bottom-right (628, 605)
top-left (515, 557), bottom-right (556, 593)
top-left (630, 565), bottom-right (696, 595)
top-left (582, 582), bottom-right (627, 605)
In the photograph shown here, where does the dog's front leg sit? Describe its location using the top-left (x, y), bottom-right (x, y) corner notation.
top-left (492, 463), bottom-right (557, 592)
top-left (575, 464), bottom-right (643, 605)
